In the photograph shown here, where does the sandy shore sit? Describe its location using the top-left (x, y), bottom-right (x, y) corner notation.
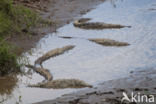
top-left (34, 69), bottom-right (156, 104)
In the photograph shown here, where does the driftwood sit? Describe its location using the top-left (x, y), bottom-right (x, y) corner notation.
top-left (35, 45), bottom-right (75, 66)
top-left (89, 38), bottom-right (130, 47)
top-left (28, 79), bottom-right (92, 89)
top-left (73, 18), bottom-right (131, 29)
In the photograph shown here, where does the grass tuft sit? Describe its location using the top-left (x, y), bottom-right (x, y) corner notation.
top-left (0, 40), bottom-right (20, 76)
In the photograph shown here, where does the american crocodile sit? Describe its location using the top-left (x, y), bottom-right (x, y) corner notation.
top-left (73, 18), bottom-right (131, 29)
top-left (89, 38), bottom-right (130, 47)
top-left (28, 79), bottom-right (92, 89)
top-left (26, 64), bottom-right (53, 81)
top-left (26, 45), bottom-right (92, 89)
top-left (35, 45), bottom-right (75, 67)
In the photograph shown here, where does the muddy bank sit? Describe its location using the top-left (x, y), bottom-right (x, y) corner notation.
top-left (34, 69), bottom-right (156, 104)
top-left (0, 76), bottom-right (17, 95)
top-left (0, 76), bottom-right (18, 103)
top-left (10, 0), bottom-right (106, 53)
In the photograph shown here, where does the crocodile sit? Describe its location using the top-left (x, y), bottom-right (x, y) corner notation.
top-left (35, 45), bottom-right (75, 67)
top-left (89, 38), bottom-right (130, 47)
top-left (73, 18), bottom-right (131, 30)
top-left (26, 64), bottom-right (53, 81)
top-left (26, 45), bottom-right (92, 89)
top-left (28, 79), bottom-right (92, 89)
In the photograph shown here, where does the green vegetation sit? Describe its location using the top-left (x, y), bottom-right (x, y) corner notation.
top-left (0, 41), bottom-right (20, 76)
top-left (0, 0), bottom-right (41, 37)
top-left (0, 0), bottom-right (44, 76)
top-left (0, 0), bottom-right (12, 37)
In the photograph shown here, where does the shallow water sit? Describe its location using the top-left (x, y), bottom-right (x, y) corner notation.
top-left (1, 0), bottom-right (156, 103)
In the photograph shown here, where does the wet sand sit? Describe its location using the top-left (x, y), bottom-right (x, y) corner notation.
top-left (34, 69), bottom-right (156, 104)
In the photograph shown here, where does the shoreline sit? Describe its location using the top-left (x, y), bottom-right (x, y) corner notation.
top-left (10, 0), bottom-right (105, 54)
top-left (1, 0), bottom-right (156, 104)
top-left (16, 1), bottom-right (156, 104)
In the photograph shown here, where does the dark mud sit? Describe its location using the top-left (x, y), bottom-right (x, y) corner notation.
top-left (0, 76), bottom-right (18, 103)
top-left (34, 69), bottom-right (156, 104)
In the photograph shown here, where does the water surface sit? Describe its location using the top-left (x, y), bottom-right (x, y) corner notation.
top-left (1, 0), bottom-right (156, 103)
